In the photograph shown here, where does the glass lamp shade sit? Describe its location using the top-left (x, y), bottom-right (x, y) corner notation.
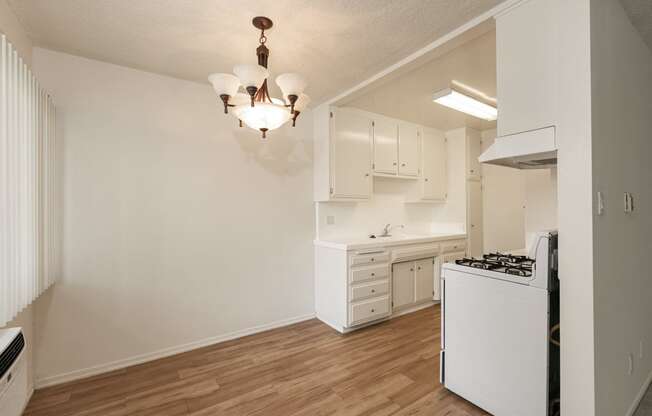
top-left (233, 102), bottom-right (292, 131)
top-left (233, 64), bottom-right (269, 89)
top-left (291, 93), bottom-right (311, 112)
top-left (275, 73), bottom-right (307, 97)
top-left (207, 73), bottom-right (240, 97)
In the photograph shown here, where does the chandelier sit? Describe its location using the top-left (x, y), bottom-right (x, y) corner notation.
top-left (208, 16), bottom-right (309, 139)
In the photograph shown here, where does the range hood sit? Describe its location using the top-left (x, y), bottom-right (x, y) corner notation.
top-left (479, 126), bottom-right (557, 169)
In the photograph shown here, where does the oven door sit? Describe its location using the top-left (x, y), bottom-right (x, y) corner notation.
top-left (442, 268), bottom-right (549, 416)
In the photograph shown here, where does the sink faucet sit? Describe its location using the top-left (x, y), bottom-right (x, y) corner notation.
top-left (381, 224), bottom-right (404, 237)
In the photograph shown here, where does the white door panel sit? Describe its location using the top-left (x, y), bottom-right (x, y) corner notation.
top-left (331, 108), bottom-right (371, 199)
top-left (422, 128), bottom-right (447, 200)
top-left (415, 258), bottom-right (434, 302)
top-left (398, 123), bottom-right (419, 176)
top-left (373, 117), bottom-right (398, 174)
top-left (392, 261), bottom-right (415, 309)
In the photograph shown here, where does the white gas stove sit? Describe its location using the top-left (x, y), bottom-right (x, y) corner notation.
top-left (440, 231), bottom-right (559, 416)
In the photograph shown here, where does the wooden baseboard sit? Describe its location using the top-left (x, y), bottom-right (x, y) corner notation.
top-left (34, 313), bottom-right (315, 389)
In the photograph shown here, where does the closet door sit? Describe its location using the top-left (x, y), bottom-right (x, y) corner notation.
top-left (392, 261), bottom-right (415, 310)
top-left (373, 116), bottom-right (398, 175)
top-left (398, 122), bottom-right (419, 176)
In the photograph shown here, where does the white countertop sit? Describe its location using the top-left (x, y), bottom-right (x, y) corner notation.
top-left (314, 232), bottom-right (467, 251)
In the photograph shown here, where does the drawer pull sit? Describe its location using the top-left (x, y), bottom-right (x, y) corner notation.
top-left (410, 268), bottom-right (414, 272)
top-left (417, 266), bottom-right (421, 271)
top-left (371, 309), bottom-right (375, 313)
top-left (371, 272), bottom-right (375, 276)
top-left (371, 258), bottom-right (375, 262)
top-left (371, 289), bottom-right (376, 293)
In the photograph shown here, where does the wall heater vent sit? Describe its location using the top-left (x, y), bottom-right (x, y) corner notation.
top-left (0, 328), bottom-right (28, 416)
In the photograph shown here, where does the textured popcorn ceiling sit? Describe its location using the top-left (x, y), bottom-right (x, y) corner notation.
top-left (7, 0), bottom-right (502, 103)
top-left (620, 0), bottom-right (652, 51)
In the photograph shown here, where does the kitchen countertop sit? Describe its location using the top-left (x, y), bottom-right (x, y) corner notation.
top-left (314, 232), bottom-right (467, 251)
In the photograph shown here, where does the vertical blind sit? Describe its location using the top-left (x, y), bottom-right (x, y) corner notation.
top-left (0, 34), bottom-right (60, 327)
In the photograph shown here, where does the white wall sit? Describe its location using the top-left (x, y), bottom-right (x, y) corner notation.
top-left (480, 129), bottom-right (525, 252)
top-left (0, 0), bottom-right (36, 393)
top-left (316, 127), bottom-right (467, 240)
top-left (590, 0), bottom-right (652, 414)
top-left (554, 0), bottom-right (596, 413)
top-left (31, 48), bottom-right (315, 386)
top-left (524, 169), bottom-right (558, 248)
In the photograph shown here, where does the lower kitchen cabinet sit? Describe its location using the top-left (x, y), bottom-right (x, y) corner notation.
top-left (314, 236), bottom-right (467, 333)
top-left (392, 261), bottom-right (416, 309)
top-left (392, 257), bottom-right (435, 311)
top-left (433, 251), bottom-right (466, 300)
top-left (415, 258), bottom-right (435, 302)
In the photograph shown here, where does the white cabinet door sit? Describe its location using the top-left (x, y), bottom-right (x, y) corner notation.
top-left (496, 0), bottom-right (557, 137)
top-left (415, 258), bottom-right (435, 302)
top-left (392, 261), bottom-right (415, 310)
top-left (373, 117), bottom-right (398, 174)
top-left (331, 108), bottom-right (372, 199)
top-left (466, 180), bottom-right (484, 258)
top-left (466, 129), bottom-right (482, 180)
top-left (421, 128), bottom-right (447, 200)
top-left (398, 123), bottom-right (420, 176)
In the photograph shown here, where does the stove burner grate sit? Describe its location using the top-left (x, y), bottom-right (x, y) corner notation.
top-left (455, 253), bottom-right (535, 278)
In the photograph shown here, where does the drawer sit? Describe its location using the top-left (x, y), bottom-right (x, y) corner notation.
top-left (350, 279), bottom-right (389, 302)
top-left (441, 240), bottom-right (466, 254)
top-left (349, 296), bottom-right (390, 326)
top-left (350, 251), bottom-right (390, 266)
top-left (350, 264), bottom-right (389, 284)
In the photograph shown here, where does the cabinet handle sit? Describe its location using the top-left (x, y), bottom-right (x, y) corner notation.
top-left (371, 289), bottom-right (376, 293)
top-left (410, 268), bottom-right (414, 272)
top-left (401, 163), bottom-right (406, 167)
top-left (371, 258), bottom-right (375, 262)
top-left (371, 272), bottom-right (375, 276)
top-left (425, 178), bottom-right (429, 182)
top-left (393, 162), bottom-right (397, 166)
top-left (365, 173), bottom-right (370, 177)
top-left (418, 266), bottom-right (421, 270)
top-left (371, 309), bottom-right (375, 313)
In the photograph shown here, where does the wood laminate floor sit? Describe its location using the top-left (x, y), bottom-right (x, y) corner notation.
top-left (24, 305), bottom-right (488, 416)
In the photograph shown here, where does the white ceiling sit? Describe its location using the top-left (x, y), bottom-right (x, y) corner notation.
top-left (345, 29), bottom-right (497, 131)
top-left (7, 0), bottom-right (503, 104)
top-left (620, 0), bottom-right (652, 50)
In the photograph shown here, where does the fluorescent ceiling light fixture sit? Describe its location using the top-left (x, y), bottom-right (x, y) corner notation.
top-left (432, 88), bottom-right (497, 121)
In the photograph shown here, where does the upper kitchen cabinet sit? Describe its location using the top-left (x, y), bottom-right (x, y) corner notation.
top-left (313, 105), bottom-right (372, 201)
top-left (397, 122), bottom-right (420, 177)
top-left (371, 116), bottom-right (420, 179)
top-left (372, 116), bottom-right (398, 175)
top-left (407, 127), bottom-right (447, 202)
top-left (496, 0), bottom-right (558, 137)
